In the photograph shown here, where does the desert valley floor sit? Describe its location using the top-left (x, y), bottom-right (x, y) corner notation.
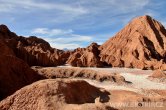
top-left (48, 66), bottom-right (166, 91)
top-left (30, 66), bottom-right (166, 110)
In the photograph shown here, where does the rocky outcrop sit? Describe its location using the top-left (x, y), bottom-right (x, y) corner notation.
top-left (0, 40), bottom-right (15, 56)
top-left (100, 15), bottom-right (166, 70)
top-left (0, 79), bottom-right (115, 110)
top-left (0, 40), bottom-right (43, 100)
top-left (149, 70), bottom-right (166, 78)
top-left (148, 70), bottom-right (166, 83)
top-left (67, 43), bottom-right (104, 67)
top-left (0, 55), bottom-right (43, 100)
top-left (32, 67), bottom-right (127, 84)
top-left (0, 24), bottom-right (70, 67)
top-left (12, 36), bottom-right (70, 66)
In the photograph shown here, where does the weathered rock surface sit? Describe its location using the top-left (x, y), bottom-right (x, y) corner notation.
top-left (100, 15), bottom-right (166, 70)
top-left (13, 36), bottom-right (71, 66)
top-left (0, 79), bottom-right (116, 110)
top-left (67, 43), bottom-right (104, 67)
top-left (0, 39), bottom-right (15, 56)
top-left (150, 70), bottom-right (166, 78)
top-left (0, 24), bottom-right (70, 66)
top-left (148, 70), bottom-right (166, 83)
top-left (0, 39), bottom-right (43, 100)
top-left (33, 67), bottom-right (127, 84)
top-left (0, 55), bottom-right (43, 100)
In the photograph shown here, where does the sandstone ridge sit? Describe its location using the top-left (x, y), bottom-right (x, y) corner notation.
top-left (100, 15), bottom-right (166, 70)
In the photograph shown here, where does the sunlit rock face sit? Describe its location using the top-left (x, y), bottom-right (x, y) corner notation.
top-left (0, 79), bottom-right (112, 110)
top-left (100, 15), bottom-right (166, 70)
top-left (67, 43), bottom-right (105, 67)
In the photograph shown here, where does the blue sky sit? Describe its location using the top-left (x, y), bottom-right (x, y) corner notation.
top-left (1, 0), bottom-right (166, 49)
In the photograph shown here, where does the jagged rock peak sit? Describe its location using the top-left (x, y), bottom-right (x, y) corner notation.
top-left (0, 24), bottom-right (10, 33)
top-left (100, 15), bottom-right (166, 70)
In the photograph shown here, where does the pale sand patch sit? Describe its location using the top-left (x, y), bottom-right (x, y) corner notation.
top-left (81, 79), bottom-right (138, 92)
top-left (119, 73), bottom-right (166, 90)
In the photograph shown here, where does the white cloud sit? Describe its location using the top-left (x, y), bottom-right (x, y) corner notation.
top-left (32, 28), bottom-right (73, 36)
top-left (49, 43), bottom-right (82, 50)
top-left (77, 0), bottom-right (150, 14)
top-left (0, 0), bottom-right (89, 25)
top-left (44, 36), bottom-right (92, 44)
top-left (117, 0), bottom-right (149, 12)
top-left (31, 28), bottom-right (48, 34)
top-left (0, 0), bottom-right (88, 14)
top-left (31, 28), bottom-right (93, 49)
top-left (0, 4), bottom-right (13, 12)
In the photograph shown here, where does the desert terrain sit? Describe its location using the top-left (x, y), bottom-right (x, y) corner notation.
top-left (32, 66), bottom-right (166, 110)
top-left (0, 15), bottom-right (166, 110)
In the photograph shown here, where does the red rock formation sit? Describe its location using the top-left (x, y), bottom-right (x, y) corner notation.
top-left (100, 15), bottom-right (166, 70)
top-left (0, 40), bottom-right (43, 100)
top-left (0, 39), bottom-right (15, 56)
top-left (13, 36), bottom-right (70, 66)
top-left (149, 70), bottom-right (166, 78)
top-left (0, 24), bottom-right (70, 66)
top-left (0, 79), bottom-right (115, 110)
top-left (67, 43), bottom-right (104, 67)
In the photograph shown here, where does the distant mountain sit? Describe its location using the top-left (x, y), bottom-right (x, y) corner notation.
top-left (100, 15), bottom-right (166, 70)
top-left (63, 48), bottom-right (70, 51)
